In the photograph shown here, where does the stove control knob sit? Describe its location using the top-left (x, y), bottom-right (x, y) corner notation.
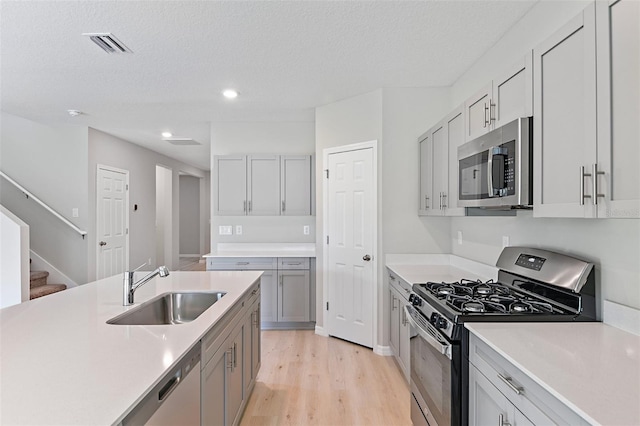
top-left (435, 317), bottom-right (449, 330)
top-left (411, 295), bottom-right (422, 307)
top-left (429, 312), bottom-right (439, 325)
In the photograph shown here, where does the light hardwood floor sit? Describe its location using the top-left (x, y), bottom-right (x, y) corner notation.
top-left (240, 330), bottom-right (412, 426)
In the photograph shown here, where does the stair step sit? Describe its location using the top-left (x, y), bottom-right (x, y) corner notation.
top-left (30, 271), bottom-right (50, 288)
top-left (30, 284), bottom-right (67, 300)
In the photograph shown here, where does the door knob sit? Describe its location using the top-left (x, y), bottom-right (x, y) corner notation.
top-left (363, 255), bottom-right (371, 261)
top-left (99, 241), bottom-right (107, 246)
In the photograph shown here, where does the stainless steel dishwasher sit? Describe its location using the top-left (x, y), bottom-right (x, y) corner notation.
top-left (122, 344), bottom-right (201, 426)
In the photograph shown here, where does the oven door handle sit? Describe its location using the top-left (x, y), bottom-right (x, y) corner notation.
top-left (404, 305), bottom-right (452, 360)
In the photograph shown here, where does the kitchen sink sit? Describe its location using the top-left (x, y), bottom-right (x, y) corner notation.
top-left (107, 292), bottom-right (226, 325)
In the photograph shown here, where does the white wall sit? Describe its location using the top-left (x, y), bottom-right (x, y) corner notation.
top-left (0, 205), bottom-right (30, 308)
top-left (88, 129), bottom-right (209, 279)
top-left (448, 0), bottom-right (640, 313)
top-left (315, 88), bottom-right (453, 346)
top-left (210, 121), bottom-right (315, 247)
top-left (0, 112), bottom-right (89, 283)
top-left (179, 174), bottom-right (200, 255)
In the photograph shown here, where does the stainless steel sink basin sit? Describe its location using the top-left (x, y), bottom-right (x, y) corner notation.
top-left (107, 292), bottom-right (226, 325)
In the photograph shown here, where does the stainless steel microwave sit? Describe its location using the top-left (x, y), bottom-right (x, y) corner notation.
top-left (457, 117), bottom-right (532, 208)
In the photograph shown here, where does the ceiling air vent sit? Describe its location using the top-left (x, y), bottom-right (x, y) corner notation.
top-left (163, 138), bottom-right (201, 146)
top-left (83, 33), bottom-right (132, 54)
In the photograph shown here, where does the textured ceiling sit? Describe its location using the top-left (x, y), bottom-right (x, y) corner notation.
top-left (0, 1), bottom-right (537, 170)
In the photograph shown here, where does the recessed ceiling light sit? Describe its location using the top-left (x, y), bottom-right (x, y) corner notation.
top-left (67, 110), bottom-right (82, 116)
top-left (222, 89), bottom-right (239, 99)
top-left (162, 131), bottom-right (173, 138)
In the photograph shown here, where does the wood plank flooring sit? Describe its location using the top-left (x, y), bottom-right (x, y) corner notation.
top-left (240, 330), bottom-right (411, 426)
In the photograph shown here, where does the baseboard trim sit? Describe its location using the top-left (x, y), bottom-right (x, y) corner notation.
top-left (29, 250), bottom-right (78, 288)
top-left (375, 345), bottom-right (394, 356)
top-left (314, 325), bottom-right (329, 337)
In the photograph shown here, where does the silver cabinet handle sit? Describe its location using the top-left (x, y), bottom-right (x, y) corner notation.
top-left (389, 275), bottom-right (396, 281)
top-left (233, 342), bottom-right (237, 368)
top-left (391, 295), bottom-right (397, 311)
top-left (439, 192), bottom-right (443, 209)
top-left (580, 166), bottom-right (592, 205)
top-left (593, 163), bottom-right (605, 205)
top-left (425, 196), bottom-right (430, 209)
top-left (484, 102), bottom-right (489, 128)
top-left (490, 100), bottom-right (496, 124)
top-left (497, 373), bottom-right (523, 395)
top-left (285, 262), bottom-right (302, 266)
top-left (442, 192), bottom-right (447, 209)
top-left (498, 414), bottom-right (511, 426)
top-left (248, 200), bottom-right (252, 212)
top-left (282, 200), bottom-right (285, 212)
top-left (236, 262), bottom-right (250, 265)
top-left (243, 200), bottom-right (247, 213)
top-left (226, 348), bottom-right (233, 371)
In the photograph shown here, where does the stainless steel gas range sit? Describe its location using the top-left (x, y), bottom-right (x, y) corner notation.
top-left (405, 247), bottom-right (596, 426)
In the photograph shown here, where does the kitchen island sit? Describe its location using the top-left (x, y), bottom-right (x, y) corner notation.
top-left (0, 270), bottom-right (262, 425)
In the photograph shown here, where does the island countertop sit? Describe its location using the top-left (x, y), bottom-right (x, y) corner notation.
top-left (0, 270), bottom-right (262, 425)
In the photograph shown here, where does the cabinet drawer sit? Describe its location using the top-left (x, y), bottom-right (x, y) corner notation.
top-left (387, 270), bottom-right (412, 300)
top-left (206, 257), bottom-right (277, 271)
top-left (469, 334), bottom-right (588, 426)
top-left (278, 257), bottom-right (309, 270)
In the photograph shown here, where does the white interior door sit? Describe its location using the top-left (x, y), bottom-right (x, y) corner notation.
top-left (97, 165), bottom-right (129, 279)
top-left (326, 146), bottom-right (374, 348)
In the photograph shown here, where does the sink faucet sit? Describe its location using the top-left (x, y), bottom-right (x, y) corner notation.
top-left (123, 265), bottom-right (170, 306)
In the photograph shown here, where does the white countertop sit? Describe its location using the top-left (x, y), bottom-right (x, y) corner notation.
top-left (465, 322), bottom-right (640, 426)
top-left (385, 253), bottom-right (498, 284)
top-left (204, 242), bottom-right (316, 258)
top-left (0, 270), bottom-right (262, 425)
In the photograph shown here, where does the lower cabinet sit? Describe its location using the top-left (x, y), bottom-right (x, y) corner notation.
top-left (468, 333), bottom-right (589, 426)
top-left (387, 269), bottom-right (411, 382)
top-left (201, 283), bottom-right (260, 426)
top-left (207, 257), bottom-right (315, 329)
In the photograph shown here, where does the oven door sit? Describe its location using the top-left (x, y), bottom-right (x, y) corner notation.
top-left (405, 305), bottom-right (453, 426)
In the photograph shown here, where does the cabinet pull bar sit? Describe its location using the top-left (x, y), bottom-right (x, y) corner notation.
top-left (248, 200), bottom-right (251, 212)
top-left (226, 348), bottom-right (233, 371)
top-left (497, 373), bottom-right (523, 395)
top-left (282, 200), bottom-right (285, 212)
top-left (593, 163), bottom-right (605, 205)
top-left (489, 100), bottom-right (496, 123)
top-left (233, 342), bottom-right (237, 369)
top-left (498, 413), bottom-right (511, 426)
top-left (425, 196), bottom-right (430, 209)
top-left (580, 166), bottom-right (592, 205)
top-left (442, 193), bottom-right (447, 208)
top-left (243, 200), bottom-right (247, 213)
top-left (484, 102), bottom-right (489, 128)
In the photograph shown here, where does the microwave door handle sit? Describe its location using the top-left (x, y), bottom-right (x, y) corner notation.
top-left (487, 146), bottom-right (494, 197)
top-left (404, 306), bottom-right (452, 360)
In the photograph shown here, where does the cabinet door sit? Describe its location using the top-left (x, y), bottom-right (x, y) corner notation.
top-left (445, 107), bottom-right (466, 217)
top-left (251, 302), bottom-right (261, 384)
top-left (215, 155), bottom-right (247, 215)
top-left (281, 155), bottom-right (311, 215)
top-left (431, 123), bottom-right (447, 216)
top-left (493, 52), bottom-right (533, 128)
top-left (260, 271), bottom-right (277, 324)
top-left (418, 132), bottom-right (433, 215)
top-left (469, 365), bottom-right (512, 426)
top-left (533, 4), bottom-right (597, 218)
top-left (243, 299), bottom-right (261, 393)
top-left (278, 270), bottom-right (310, 322)
top-left (388, 288), bottom-right (400, 357)
top-left (464, 83), bottom-right (493, 141)
top-left (247, 155), bottom-right (280, 215)
top-left (202, 343), bottom-right (228, 426)
top-left (227, 324), bottom-right (244, 426)
top-left (596, 0), bottom-right (640, 218)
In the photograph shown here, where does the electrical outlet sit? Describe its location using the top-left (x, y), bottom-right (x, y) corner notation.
top-left (457, 231), bottom-right (463, 245)
top-left (219, 225), bottom-right (232, 235)
top-left (303, 225), bottom-right (310, 235)
top-left (502, 236), bottom-right (510, 248)
top-left (236, 225), bottom-right (243, 235)
top-left (72, 208), bottom-right (79, 217)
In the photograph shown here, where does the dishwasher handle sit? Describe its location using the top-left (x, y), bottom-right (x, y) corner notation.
top-left (158, 370), bottom-right (181, 401)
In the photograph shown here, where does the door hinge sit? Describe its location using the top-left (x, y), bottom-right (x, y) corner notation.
top-left (326, 302), bottom-right (329, 311)
top-left (325, 169), bottom-right (329, 179)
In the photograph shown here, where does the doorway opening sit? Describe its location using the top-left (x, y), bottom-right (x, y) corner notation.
top-left (155, 165), bottom-right (173, 269)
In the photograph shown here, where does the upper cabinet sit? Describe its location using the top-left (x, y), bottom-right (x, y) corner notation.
top-left (534, 1), bottom-right (639, 218)
top-left (418, 105), bottom-right (465, 217)
top-left (464, 53), bottom-right (533, 142)
top-left (214, 154), bottom-right (313, 216)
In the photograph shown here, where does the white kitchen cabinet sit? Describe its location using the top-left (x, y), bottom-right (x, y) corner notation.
top-left (201, 282), bottom-right (260, 426)
top-left (387, 269), bottom-right (411, 382)
top-left (280, 155), bottom-right (311, 215)
top-left (464, 53), bottom-right (533, 142)
top-left (418, 132), bottom-right (433, 215)
top-left (533, 4), bottom-right (598, 218)
top-left (278, 269), bottom-right (310, 322)
top-left (595, 0), bottom-right (640, 218)
top-left (214, 154), bottom-right (313, 216)
top-left (207, 257), bottom-right (314, 329)
top-left (247, 155), bottom-right (280, 215)
top-left (419, 106), bottom-right (466, 217)
top-left (468, 333), bottom-right (589, 426)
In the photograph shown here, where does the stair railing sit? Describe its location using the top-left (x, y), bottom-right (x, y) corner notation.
top-left (0, 170), bottom-right (87, 238)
